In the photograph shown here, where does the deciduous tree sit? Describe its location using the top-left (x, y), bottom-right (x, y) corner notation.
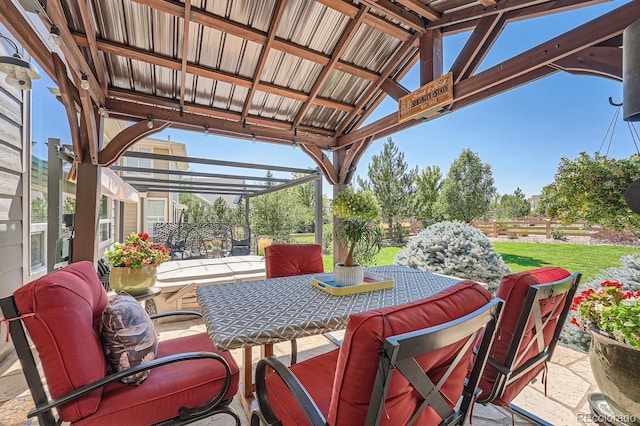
top-left (538, 152), bottom-right (640, 231)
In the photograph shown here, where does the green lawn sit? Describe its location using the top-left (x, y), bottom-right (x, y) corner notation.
top-left (318, 242), bottom-right (638, 283)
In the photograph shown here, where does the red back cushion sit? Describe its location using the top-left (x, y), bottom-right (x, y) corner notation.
top-left (265, 244), bottom-right (324, 278)
top-left (328, 280), bottom-right (492, 425)
top-left (13, 261), bottom-right (109, 422)
top-left (478, 266), bottom-right (571, 406)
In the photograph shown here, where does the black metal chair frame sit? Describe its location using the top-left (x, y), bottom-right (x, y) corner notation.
top-left (251, 298), bottom-right (504, 426)
top-left (0, 296), bottom-right (241, 426)
top-left (477, 272), bottom-right (582, 424)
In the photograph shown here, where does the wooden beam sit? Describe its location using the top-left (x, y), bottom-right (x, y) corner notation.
top-left (381, 79), bottom-right (410, 101)
top-left (552, 45), bottom-right (622, 80)
top-left (45, 0), bottom-right (105, 104)
top-left (179, 0), bottom-right (192, 106)
top-left (0, 1), bottom-right (55, 80)
top-left (454, 1), bottom-right (639, 103)
top-left (106, 90), bottom-right (337, 137)
top-left (338, 136), bottom-right (373, 183)
top-left (99, 120), bottom-right (171, 166)
top-left (76, 0), bottom-right (107, 91)
top-left (449, 14), bottom-right (506, 83)
top-left (105, 98), bottom-right (338, 148)
top-left (294, 6), bottom-right (368, 128)
top-left (53, 55), bottom-right (82, 162)
top-left (73, 34), bottom-right (356, 113)
top-left (358, 0), bottom-right (425, 32)
top-left (337, 33), bottom-right (421, 135)
top-left (430, 0), bottom-right (607, 32)
top-left (299, 144), bottom-right (338, 185)
top-left (78, 84), bottom-right (100, 164)
top-left (242, 0), bottom-right (286, 120)
top-left (420, 30), bottom-right (443, 85)
top-left (349, 51), bottom-right (419, 136)
top-left (394, 0), bottom-right (441, 21)
top-left (71, 161), bottom-right (100, 265)
top-left (130, 0), bottom-right (390, 78)
top-left (310, 0), bottom-right (414, 42)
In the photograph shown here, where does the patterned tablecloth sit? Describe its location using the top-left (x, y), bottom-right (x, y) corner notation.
top-left (197, 265), bottom-right (461, 351)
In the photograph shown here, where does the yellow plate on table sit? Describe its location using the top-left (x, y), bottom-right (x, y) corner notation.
top-left (311, 272), bottom-right (394, 296)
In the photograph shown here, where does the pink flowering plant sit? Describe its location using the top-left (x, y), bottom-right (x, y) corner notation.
top-left (570, 280), bottom-right (640, 349)
top-left (105, 232), bottom-right (170, 269)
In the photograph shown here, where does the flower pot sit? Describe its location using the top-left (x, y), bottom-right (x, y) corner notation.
top-left (589, 328), bottom-right (640, 422)
top-left (333, 263), bottom-right (364, 287)
top-left (109, 265), bottom-right (157, 296)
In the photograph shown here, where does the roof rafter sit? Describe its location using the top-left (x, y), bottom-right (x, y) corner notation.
top-left (293, 5), bottom-right (369, 128)
top-left (72, 33), bottom-right (355, 114)
top-left (241, 0), bottom-right (287, 121)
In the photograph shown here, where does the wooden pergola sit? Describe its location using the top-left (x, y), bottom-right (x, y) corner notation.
top-left (1, 0), bottom-right (637, 263)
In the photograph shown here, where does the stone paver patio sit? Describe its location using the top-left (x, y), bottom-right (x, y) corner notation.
top-left (0, 318), bottom-right (599, 425)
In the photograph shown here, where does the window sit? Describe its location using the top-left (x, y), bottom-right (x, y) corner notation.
top-left (147, 198), bottom-right (167, 237)
top-left (98, 196), bottom-right (114, 246)
top-left (124, 147), bottom-right (152, 176)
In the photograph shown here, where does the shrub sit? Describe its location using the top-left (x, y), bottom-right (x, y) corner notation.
top-left (391, 222), bottom-right (409, 245)
top-left (560, 254), bottom-right (640, 353)
top-left (394, 220), bottom-right (510, 291)
top-left (550, 226), bottom-right (567, 241)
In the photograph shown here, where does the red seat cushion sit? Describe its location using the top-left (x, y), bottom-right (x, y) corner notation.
top-left (265, 244), bottom-right (324, 278)
top-left (478, 266), bottom-right (571, 406)
top-left (265, 350), bottom-right (338, 425)
top-left (265, 280), bottom-right (491, 426)
top-left (76, 333), bottom-right (239, 425)
top-left (13, 261), bottom-right (109, 422)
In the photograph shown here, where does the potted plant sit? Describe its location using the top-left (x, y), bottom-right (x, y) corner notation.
top-left (105, 232), bottom-right (170, 295)
top-left (330, 188), bottom-right (382, 286)
top-left (570, 281), bottom-right (640, 419)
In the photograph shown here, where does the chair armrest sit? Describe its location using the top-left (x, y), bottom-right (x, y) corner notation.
top-left (27, 351), bottom-right (231, 418)
top-left (253, 356), bottom-right (325, 426)
top-left (150, 311), bottom-right (202, 320)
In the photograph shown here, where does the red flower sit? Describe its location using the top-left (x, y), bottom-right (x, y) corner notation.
top-left (600, 280), bottom-right (622, 289)
top-left (570, 317), bottom-right (579, 326)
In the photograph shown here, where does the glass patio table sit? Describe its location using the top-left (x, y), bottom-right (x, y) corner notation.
top-left (196, 265), bottom-right (461, 416)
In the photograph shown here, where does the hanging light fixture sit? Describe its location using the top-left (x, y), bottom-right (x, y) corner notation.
top-left (80, 73), bottom-right (90, 90)
top-left (0, 34), bottom-right (41, 91)
top-left (147, 116), bottom-right (154, 129)
top-left (49, 25), bottom-right (61, 47)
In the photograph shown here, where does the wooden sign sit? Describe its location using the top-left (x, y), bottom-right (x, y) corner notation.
top-left (398, 73), bottom-right (453, 123)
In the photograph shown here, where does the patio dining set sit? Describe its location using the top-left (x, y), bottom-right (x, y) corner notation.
top-left (0, 244), bottom-right (582, 426)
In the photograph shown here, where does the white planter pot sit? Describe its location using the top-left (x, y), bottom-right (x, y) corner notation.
top-left (333, 263), bottom-right (364, 287)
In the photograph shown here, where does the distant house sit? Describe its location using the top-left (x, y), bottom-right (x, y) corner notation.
top-left (104, 120), bottom-right (189, 241)
top-left (530, 195), bottom-right (541, 212)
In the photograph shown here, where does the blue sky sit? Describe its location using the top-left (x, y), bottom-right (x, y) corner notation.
top-left (30, 0), bottom-right (636, 199)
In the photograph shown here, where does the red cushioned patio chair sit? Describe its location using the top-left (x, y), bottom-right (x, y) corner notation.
top-left (476, 267), bottom-right (582, 424)
top-left (264, 243), bottom-right (325, 364)
top-left (0, 261), bottom-right (241, 425)
top-left (251, 280), bottom-right (503, 426)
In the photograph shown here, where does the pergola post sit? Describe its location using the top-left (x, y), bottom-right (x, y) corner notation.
top-left (314, 171), bottom-right (323, 246)
top-left (72, 162), bottom-right (101, 264)
top-left (46, 138), bottom-right (62, 272)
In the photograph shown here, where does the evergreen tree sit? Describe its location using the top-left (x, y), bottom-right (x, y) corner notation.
top-left (436, 149), bottom-right (496, 222)
top-left (413, 165), bottom-right (442, 225)
top-left (498, 188), bottom-right (531, 220)
top-left (359, 137), bottom-right (417, 238)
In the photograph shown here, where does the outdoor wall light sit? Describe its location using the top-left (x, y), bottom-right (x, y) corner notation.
top-left (0, 34), bottom-right (41, 90)
top-left (147, 116), bottom-right (154, 129)
top-left (50, 25), bottom-right (61, 47)
top-left (80, 73), bottom-right (90, 90)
